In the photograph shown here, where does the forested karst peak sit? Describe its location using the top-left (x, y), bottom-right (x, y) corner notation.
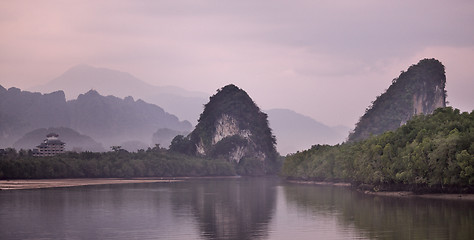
top-left (195, 84), bottom-right (263, 135)
top-left (171, 84), bottom-right (279, 175)
top-left (348, 58), bottom-right (446, 142)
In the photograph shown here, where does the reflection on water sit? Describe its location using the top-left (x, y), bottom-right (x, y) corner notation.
top-left (170, 178), bottom-right (277, 240)
top-left (282, 183), bottom-right (474, 240)
top-left (0, 184), bottom-right (202, 240)
top-left (0, 178), bottom-right (473, 240)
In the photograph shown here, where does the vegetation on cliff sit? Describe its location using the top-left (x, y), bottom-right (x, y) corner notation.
top-left (349, 58), bottom-right (446, 142)
top-left (282, 108), bottom-right (474, 193)
top-left (171, 84), bottom-right (280, 175)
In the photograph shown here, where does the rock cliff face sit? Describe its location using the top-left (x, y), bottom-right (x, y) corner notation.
top-left (203, 114), bottom-right (253, 162)
top-left (186, 84), bottom-right (278, 175)
top-left (212, 114), bottom-right (247, 145)
top-left (348, 58), bottom-right (446, 142)
top-left (411, 83), bottom-right (445, 116)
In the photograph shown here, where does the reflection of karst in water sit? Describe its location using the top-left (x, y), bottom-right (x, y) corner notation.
top-left (284, 184), bottom-right (474, 239)
top-left (170, 178), bottom-right (277, 240)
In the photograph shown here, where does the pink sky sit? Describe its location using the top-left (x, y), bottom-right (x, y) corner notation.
top-left (1, 0), bottom-right (473, 127)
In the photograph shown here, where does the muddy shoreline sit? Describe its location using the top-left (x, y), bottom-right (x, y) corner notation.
top-left (0, 176), bottom-right (241, 190)
top-left (3, 177), bottom-right (473, 201)
top-left (286, 179), bottom-right (474, 201)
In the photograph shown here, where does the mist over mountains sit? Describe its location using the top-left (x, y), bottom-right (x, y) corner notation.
top-left (0, 85), bottom-right (191, 150)
top-left (266, 109), bottom-right (347, 155)
top-left (11, 65), bottom-right (348, 154)
top-left (31, 64), bottom-right (207, 126)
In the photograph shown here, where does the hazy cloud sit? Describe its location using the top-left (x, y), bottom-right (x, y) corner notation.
top-left (1, 0), bottom-right (473, 127)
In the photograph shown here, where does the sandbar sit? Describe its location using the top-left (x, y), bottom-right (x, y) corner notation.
top-left (287, 179), bottom-right (351, 187)
top-left (0, 178), bottom-right (182, 190)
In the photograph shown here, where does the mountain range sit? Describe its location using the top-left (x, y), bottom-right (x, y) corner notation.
top-left (20, 65), bottom-right (348, 154)
top-left (30, 64), bottom-right (208, 126)
top-left (0, 85), bottom-right (191, 149)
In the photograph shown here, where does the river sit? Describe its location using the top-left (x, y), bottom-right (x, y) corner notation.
top-left (0, 177), bottom-right (472, 239)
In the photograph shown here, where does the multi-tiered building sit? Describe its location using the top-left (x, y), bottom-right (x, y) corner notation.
top-left (33, 133), bottom-right (65, 156)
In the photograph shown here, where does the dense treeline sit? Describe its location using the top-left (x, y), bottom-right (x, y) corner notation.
top-left (282, 107), bottom-right (474, 193)
top-left (0, 146), bottom-right (235, 179)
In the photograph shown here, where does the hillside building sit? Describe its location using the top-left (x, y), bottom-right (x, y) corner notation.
top-left (33, 133), bottom-right (65, 156)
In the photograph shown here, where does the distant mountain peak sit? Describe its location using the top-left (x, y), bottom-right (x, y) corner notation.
top-left (29, 64), bottom-right (208, 124)
top-left (65, 64), bottom-right (113, 72)
top-left (85, 89), bottom-right (100, 95)
top-left (68, 63), bottom-right (93, 70)
top-left (124, 96), bottom-right (135, 103)
top-left (77, 89), bottom-right (101, 99)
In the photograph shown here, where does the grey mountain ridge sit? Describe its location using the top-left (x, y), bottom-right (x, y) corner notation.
top-left (25, 65), bottom-right (348, 154)
top-left (0, 85), bottom-right (191, 149)
top-left (30, 64), bottom-right (208, 125)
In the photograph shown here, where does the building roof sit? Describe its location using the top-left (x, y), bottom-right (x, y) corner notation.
top-left (46, 133), bottom-right (59, 138)
top-left (37, 140), bottom-right (65, 148)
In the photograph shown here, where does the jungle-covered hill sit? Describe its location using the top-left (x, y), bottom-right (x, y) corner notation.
top-left (282, 107), bottom-right (474, 193)
top-left (349, 58), bottom-right (446, 142)
top-left (170, 84), bottom-right (280, 175)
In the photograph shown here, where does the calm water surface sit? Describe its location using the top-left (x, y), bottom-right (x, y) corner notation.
top-left (0, 178), bottom-right (473, 240)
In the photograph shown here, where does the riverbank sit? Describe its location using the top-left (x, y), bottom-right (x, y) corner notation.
top-left (361, 190), bottom-right (474, 201)
top-left (286, 179), bottom-right (351, 187)
top-left (0, 176), bottom-right (243, 190)
top-left (286, 179), bottom-right (474, 201)
top-left (0, 178), bottom-right (182, 190)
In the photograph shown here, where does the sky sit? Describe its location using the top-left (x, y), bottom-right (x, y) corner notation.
top-left (1, 0), bottom-right (473, 128)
